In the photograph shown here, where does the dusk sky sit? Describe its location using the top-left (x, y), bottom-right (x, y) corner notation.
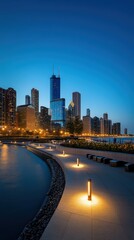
top-left (0, 0), bottom-right (134, 133)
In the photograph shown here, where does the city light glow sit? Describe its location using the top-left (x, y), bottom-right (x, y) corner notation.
top-left (47, 147), bottom-right (54, 151)
top-left (72, 163), bottom-right (85, 169)
top-left (80, 194), bottom-right (98, 206)
top-left (57, 153), bottom-right (70, 158)
top-left (71, 193), bottom-right (99, 207)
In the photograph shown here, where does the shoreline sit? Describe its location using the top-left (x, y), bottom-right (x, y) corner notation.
top-left (18, 145), bottom-right (65, 240)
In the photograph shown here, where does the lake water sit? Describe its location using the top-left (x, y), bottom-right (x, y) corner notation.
top-left (0, 144), bottom-right (51, 240)
top-left (91, 136), bottom-right (134, 144)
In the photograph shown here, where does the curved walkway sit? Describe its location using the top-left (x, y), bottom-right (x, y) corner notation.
top-left (35, 143), bottom-right (134, 240)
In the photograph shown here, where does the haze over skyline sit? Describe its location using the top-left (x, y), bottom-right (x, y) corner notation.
top-left (0, 0), bottom-right (134, 133)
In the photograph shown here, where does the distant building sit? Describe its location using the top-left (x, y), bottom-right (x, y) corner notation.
top-left (25, 95), bottom-right (30, 105)
top-left (86, 108), bottom-right (90, 117)
top-left (124, 128), bottom-right (127, 135)
top-left (0, 87), bottom-right (16, 128)
top-left (17, 105), bottom-right (35, 130)
top-left (91, 116), bottom-right (100, 134)
top-left (6, 88), bottom-right (16, 128)
top-left (0, 88), bottom-right (6, 127)
top-left (31, 88), bottom-right (39, 115)
top-left (72, 92), bottom-right (81, 119)
top-left (31, 88), bottom-right (39, 127)
top-left (100, 113), bottom-right (112, 135)
top-left (112, 122), bottom-right (121, 135)
top-left (39, 106), bottom-right (51, 130)
top-left (66, 101), bottom-right (75, 121)
top-left (83, 115), bottom-right (91, 134)
top-left (103, 113), bottom-right (108, 120)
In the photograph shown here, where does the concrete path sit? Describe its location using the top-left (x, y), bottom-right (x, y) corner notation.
top-left (36, 144), bottom-right (134, 240)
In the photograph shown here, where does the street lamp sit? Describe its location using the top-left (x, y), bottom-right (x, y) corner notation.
top-left (88, 179), bottom-right (92, 201)
top-left (77, 158), bottom-right (80, 166)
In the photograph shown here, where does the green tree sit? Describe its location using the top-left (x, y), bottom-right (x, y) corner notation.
top-left (66, 119), bottom-right (75, 134)
top-left (66, 116), bottom-right (83, 135)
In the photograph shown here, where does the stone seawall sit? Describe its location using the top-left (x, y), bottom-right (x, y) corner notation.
top-left (18, 145), bottom-right (65, 240)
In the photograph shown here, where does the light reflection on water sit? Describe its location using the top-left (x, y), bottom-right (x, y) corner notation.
top-left (0, 144), bottom-right (51, 240)
top-left (0, 144), bottom-right (8, 164)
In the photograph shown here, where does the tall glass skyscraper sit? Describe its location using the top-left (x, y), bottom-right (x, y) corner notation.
top-left (50, 98), bottom-right (65, 127)
top-left (50, 73), bottom-right (65, 127)
top-left (50, 74), bottom-right (60, 101)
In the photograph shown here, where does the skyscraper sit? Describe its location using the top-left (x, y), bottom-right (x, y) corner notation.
top-left (0, 87), bottom-right (16, 128)
top-left (17, 104), bottom-right (35, 130)
top-left (83, 115), bottom-right (91, 134)
top-left (25, 95), bottom-right (30, 105)
top-left (66, 101), bottom-right (75, 121)
top-left (31, 88), bottom-right (39, 128)
top-left (103, 113), bottom-right (108, 120)
top-left (50, 98), bottom-right (65, 127)
top-left (50, 73), bottom-right (65, 127)
top-left (6, 88), bottom-right (16, 128)
top-left (39, 106), bottom-right (51, 130)
top-left (0, 88), bottom-right (6, 127)
top-left (72, 92), bottom-right (81, 119)
top-left (124, 128), bottom-right (127, 135)
top-left (86, 108), bottom-right (90, 117)
top-left (100, 113), bottom-right (112, 135)
top-left (50, 74), bottom-right (60, 101)
top-left (112, 122), bottom-right (121, 135)
top-left (31, 88), bottom-right (39, 115)
top-left (91, 116), bottom-right (100, 134)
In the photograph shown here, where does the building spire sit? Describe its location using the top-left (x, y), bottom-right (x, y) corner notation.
top-left (52, 64), bottom-right (54, 75)
top-left (58, 66), bottom-right (60, 77)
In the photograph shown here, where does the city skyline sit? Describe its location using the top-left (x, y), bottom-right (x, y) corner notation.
top-left (0, 0), bottom-right (134, 133)
top-left (0, 85), bottom-right (126, 135)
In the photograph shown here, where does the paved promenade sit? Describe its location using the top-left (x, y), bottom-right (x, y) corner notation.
top-left (37, 144), bottom-right (134, 240)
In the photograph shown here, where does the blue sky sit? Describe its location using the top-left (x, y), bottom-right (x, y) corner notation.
top-left (0, 0), bottom-right (134, 133)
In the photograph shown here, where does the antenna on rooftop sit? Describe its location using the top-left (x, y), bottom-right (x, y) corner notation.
top-left (58, 66), bottom-right (60, 77)
top-left (52, 64), bottom-right (54, 75)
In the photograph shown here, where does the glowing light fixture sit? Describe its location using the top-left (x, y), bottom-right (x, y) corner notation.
top-left (63, 150), bottom-right (65, 156)
top-left (88, 179), bottom-right (92, 201)
top-left (77, 158), bottom-right (80, 166)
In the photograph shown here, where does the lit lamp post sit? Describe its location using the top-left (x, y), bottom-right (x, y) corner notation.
top-left (77, 158), bottom-right (80, 166)
top-left (88, 179), bottom-right (92, 201)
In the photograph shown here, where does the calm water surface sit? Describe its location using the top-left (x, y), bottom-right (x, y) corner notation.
top-left (0, 144), bottom-right (51, 240)
top-left (91, 136), bottom-right (134, 144)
